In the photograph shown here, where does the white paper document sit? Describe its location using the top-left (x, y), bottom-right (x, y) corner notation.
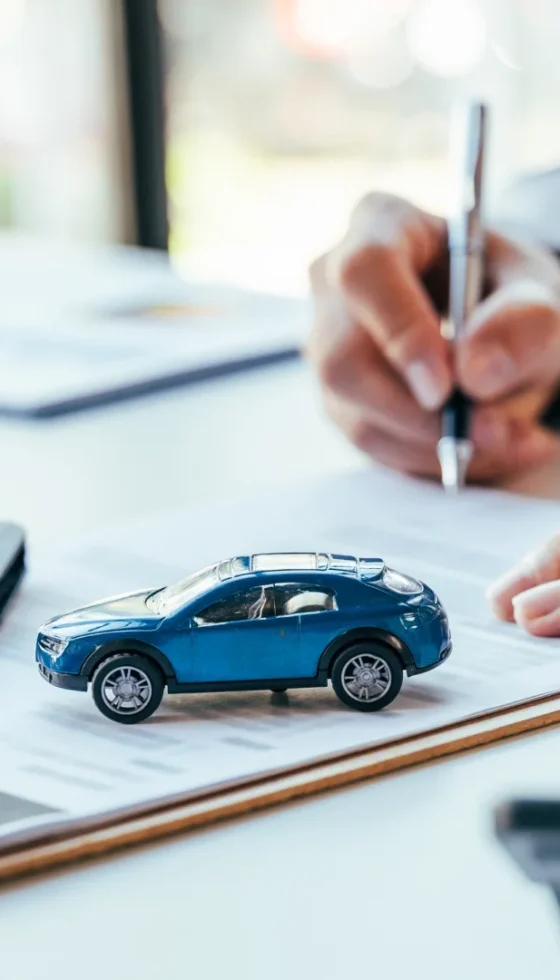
top-left (0, 235), bottom-right (306, 416)
top-left (1, 467), bottom-right (559, 844)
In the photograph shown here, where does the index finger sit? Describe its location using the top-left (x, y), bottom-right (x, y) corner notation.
top-left (328, 194), bottom-right (452, 411)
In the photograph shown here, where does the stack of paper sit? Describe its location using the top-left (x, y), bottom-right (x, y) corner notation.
top-left (0, 466), bottom-right (559, 879)
top-left (0, 233), bottom-right (307, 417)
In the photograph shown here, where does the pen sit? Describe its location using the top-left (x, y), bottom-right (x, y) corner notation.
top-left (437, 101), bottom-right (487, 492)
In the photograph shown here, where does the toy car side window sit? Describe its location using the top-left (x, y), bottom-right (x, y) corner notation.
top-left (193, 586), bottom-right (274, 626)
top-left (274, 584), bottom-right (337, 617)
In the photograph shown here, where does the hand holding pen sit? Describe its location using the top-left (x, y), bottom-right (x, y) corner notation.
top-left (309, 179), bottom-right (560, 484)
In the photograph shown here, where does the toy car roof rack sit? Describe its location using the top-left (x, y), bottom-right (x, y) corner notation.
top-left (218, 553), bottom-right (385, 581)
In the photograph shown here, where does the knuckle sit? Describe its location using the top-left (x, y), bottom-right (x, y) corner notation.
top-left (323, 392), bottom-right (349, 431)
top-left (308, 253), bottom-right (327, 292)
top-left (316, 345), bottom-right (346, 390)
top-left (337, 242), bottom-right (395, 294)
top-left (354, 190), bottom-right (389, 213)
top-left (348, 417), bottom-right (375, 453)
top-left (351, 191), bottom-right (409, 226)
top-left (322, 395), bottom-right (374, 454)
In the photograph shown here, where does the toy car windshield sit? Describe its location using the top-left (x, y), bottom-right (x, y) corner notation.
top-left (146, 563), bottom-right (221, 616)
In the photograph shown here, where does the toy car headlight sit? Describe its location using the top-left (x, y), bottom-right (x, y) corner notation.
top-left (39, 632), bottom-right (69, 658)
top-left (400, 603), bottom-right (440, 630)
top-left (382, 567), bottom-right (423, 596)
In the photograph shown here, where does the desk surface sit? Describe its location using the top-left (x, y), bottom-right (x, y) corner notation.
top-left (1, 360), bottom-right (560, 979)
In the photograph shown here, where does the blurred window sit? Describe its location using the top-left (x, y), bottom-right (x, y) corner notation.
top-left (159, 0), bottom-right (560, 293)
top-left (0, 0), bottom-right (131, 242)
top-left (4, 0), bottom-right (560, 278)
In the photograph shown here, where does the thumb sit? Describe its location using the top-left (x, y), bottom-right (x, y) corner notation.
top-left (457, 279), bottom-right (560, 400)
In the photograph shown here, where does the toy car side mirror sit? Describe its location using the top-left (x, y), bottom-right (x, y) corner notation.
top-left (172, 613), bottom-right (194, 631)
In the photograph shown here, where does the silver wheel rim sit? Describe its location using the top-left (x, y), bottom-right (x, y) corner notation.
top-left (100, 665), bottom-right (153, 715)
top-left (340, 654), bottom-right (392, 703)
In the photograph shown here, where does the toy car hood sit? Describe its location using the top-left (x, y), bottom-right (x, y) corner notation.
top-left (42, 589), bottom-right (161, 634)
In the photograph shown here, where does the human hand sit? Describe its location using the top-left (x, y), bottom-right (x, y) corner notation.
top-left (307, 193), bottom-right (560, 483)
top-left (487, 536), bottom-right (560, 636)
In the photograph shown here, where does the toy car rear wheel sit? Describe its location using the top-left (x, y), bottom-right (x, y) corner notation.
top-left (331, 642), bottom-right (403, 712)
top-left (91, 653), bottom-right (164, 724)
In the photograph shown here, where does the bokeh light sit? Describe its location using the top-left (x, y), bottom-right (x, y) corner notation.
top-left (347, 30), bottom-right (414, 89)
top-left (406, 0), bottom-right (486, 77)
top-left (276, 0), bottom-right (414, 57)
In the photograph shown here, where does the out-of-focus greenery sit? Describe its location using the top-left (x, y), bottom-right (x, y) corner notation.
top-left (0, 174), bottom-right (14, 227)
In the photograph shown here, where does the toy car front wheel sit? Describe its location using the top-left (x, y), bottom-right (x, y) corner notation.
top-left (331, 642), bottom-right (403, 712)
top-left (91, 653), bottom-right (164, 724)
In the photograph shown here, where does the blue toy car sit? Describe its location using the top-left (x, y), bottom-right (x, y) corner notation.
top-left (36, 552), bottom-right (451, 724)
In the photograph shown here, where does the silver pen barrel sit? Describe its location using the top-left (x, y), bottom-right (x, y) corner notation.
top-left (448, 102), bottom-right (486, 336)
top-left (437, 102), bottom-right (487, 491)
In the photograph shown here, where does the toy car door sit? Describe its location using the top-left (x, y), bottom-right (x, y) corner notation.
top-left (184, 584), bottom-right (299, 683)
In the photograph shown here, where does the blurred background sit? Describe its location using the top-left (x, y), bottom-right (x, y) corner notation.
top-left (1, 0), bottom-right (560, 295)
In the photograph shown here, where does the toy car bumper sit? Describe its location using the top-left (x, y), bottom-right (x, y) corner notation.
top-left (38, 663), bottom-right (87, 691)
top-left (408, 641), bottom-right (452, 676)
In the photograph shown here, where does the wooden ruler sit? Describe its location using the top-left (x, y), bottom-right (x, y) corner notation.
top-left (2, 693), bottom-right (560, 886)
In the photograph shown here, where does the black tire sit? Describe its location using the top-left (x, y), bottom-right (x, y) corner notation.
top-left (270, 687), bottom-right (287, 693)
top-left (331, 641), bottom-right (403, 712)
top-left (91, 653), bottom-right (164, 724)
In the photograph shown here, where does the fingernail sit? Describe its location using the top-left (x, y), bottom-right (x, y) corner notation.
top-left (512, 581), bottom-right (560, 621)
top-left (485, 576), bottom-right (509, 604)
top-left (465, 347), bottom-right (517, 396)
top-left (406, 360), bottom-right (447, 411)
top-left (485, 572), bottom-right (519, 622)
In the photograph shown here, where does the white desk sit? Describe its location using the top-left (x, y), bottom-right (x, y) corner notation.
top-left (0, 360), bottom-right (560, 979)
top-left (0, 360), bottom-right (357, 544)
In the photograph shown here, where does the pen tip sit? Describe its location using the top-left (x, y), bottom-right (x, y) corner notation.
top-left (437, 438), bottom-right (473, 492)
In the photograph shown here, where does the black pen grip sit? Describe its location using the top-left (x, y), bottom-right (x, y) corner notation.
top-left (441, 389), bottom-right (472, 440)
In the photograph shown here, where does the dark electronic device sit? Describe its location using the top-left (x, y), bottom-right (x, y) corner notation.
top-left (0, 522), bottom-right (25, 617)
top-left (495, 798), bottom-right (560, 906)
